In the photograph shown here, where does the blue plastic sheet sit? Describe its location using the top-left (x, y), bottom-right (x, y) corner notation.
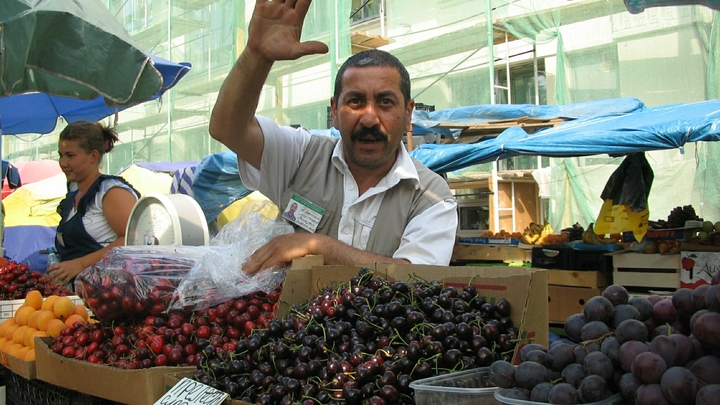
top-left (192, 151), bottom-right (253, 223)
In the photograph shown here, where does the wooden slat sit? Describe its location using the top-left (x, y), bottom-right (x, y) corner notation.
top-left (547, 269), bottom-right (611, 289)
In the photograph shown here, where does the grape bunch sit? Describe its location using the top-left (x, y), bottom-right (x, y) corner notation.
top-left (490, 276), bottom-right (720, 405)
top-left (561, 223), bottom-right (585, 242)
top-left (192, 269), bottom-right (523, 405)
top-left (655, 205), bottom-right (703, 229)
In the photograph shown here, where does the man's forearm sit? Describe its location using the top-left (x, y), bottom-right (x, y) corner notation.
top-left (209, 48), bottom-right (273, 164)
top-left (316, 236), bottom-right (411, 267)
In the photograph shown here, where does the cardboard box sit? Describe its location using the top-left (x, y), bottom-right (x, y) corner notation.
top-left (548, 285), bottom-right (603, 323)
top-left (0, 351), bottom-right (35, 380)
top-left (452, 244), bottom-right (529, 262)
top-left (276, 263), bottom-right (549, 358)
top-left (612, 252), bottom-right (680, 289)
top-left (456, 237), bottom-right (520, 246)
top-left (165, 371), bottom-right (249, 405)
top-left (34, 337), bottom-right (195, 405)
top-left (679, 250), bottom-right (720, 289)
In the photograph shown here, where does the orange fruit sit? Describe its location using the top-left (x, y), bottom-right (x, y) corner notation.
top-left (46, 319), bottom-right (65, 338)
top-left (15, 305), bottom-right (36, 326)
top-left (8, 343), bottom-right (23, 357)
top-left (16, 346), bottom-right (31, 359)
top-left (24, 349), bottom-right (35, 361)
top-left (37, 310), bottom-right (56, 332)
top-left (24, 290), bottom-right (43, 310)
top-left (53, 297), bottom-right (74, 321)
top-left (13, 325), bottom-right (28, 344)
top-left (23, 327), bottom-right (38, 347)
top-left (41, 295), bottom-right (59, 312)
top-left (28, 331), bottom-right (49, 349)
top-left (64, 314), bottom-right (86, 328)
top-left (4, 324), bottom-right (19, 341)
top-left (2, 340), bottom-right (15, 353)
top-left (27, 310), bottom-right (42, 329)
top-left (0, 318), bottom-right (17, 337)
top-left (73, 305), bottom-right (89, 321)
top-left (0, 337), bottom-right (7, 349)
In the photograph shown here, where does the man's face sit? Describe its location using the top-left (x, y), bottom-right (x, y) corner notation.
top-left (289, 203), bottom-right (297, 214)
top-left (331, 66), bottom-right (414, 173)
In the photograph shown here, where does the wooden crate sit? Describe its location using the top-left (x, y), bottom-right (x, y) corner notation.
top-left (612, 253), bottom-right (680, 290)
top-left (452, 244), bottom-right (529, 262)
top-left (548, 285), bottom-right (603, 323)
top-left (547, 269), bottom-right (611, 289)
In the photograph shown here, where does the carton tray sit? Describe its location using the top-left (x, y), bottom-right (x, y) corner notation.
top-left (276, 262), bottom-right (549, 360)
top-left (35, 337), bottom-right (194, 405)
top-left (495, 389), bottom-right (624, 405)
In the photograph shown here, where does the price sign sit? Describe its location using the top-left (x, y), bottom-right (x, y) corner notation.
top-left (154, 378), bottom-right (228, 405)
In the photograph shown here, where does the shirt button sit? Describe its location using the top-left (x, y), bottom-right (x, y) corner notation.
top-left (348, 185), bottom-right (355, 190)
top-left (343, 228), bottom-right (350, 234)
top-left (349, 207), bottom-right (355, 213)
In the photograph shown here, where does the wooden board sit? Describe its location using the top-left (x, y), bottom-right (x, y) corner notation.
top-left (612, 252), bottom-right (680, 289)
top-left (452, 244), bottom-right (529, 262)
top-left (547, 269), bottom-right (611, 289)
top-left (548, 286), bottom-right (603, 323)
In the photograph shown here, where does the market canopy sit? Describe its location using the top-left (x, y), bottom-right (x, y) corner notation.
top-left (0, 54), bottom-right (191, 135)
top-left (1, 0), bottom-right (167, 105)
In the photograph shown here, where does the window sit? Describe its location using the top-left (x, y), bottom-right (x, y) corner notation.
top-left (351, 0), bottom-right (381, 24)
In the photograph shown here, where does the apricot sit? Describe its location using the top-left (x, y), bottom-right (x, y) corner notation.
top-left (37, 310), bottom-right (56, 332)
top-left (28, 331), bottom-right (49, 349)
top-left (24, 349), bottom-right (35, 361)
top-left (46, 319), bottom-right (65, 338)
top-left (64, 314), bottom-right (86, 328)
top-left (41, 295), bottom-right (59, 312)
top-left (16, 346), bottom-right (31, 359)
top-left (0, 318), bottom-right (17, 337)
top-left (13, 325), bottom-right (28, 344)
top-left (27, 310), bottom-right (42, 329)
top-left (8, 343), bottom-right (23, 358)
top-left (15, 305), bottom-right (36, 326)
top-left (73, 305), bottom-right (89, 321)
top-left (23, 327), bottom-right (38, 347)
top-left (24, 290), bottom-right (43, 310)
top-left (53, 297), bottom-right (74, 321)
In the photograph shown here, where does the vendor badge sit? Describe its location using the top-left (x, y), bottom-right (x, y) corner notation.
top-left (282, 194), bottom-right (324, 233)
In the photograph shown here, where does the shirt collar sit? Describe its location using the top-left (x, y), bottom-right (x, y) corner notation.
top-left (331, 138), bottom-right (420, 189)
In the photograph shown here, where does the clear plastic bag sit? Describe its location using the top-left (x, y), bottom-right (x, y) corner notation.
top-left (75, 201), bottom-right (293, 320)
top-left (74, 245), bottom-right (208, 321)
top-left (169, 200), bottom-right (294, 312)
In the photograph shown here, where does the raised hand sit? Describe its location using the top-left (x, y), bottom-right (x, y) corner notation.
top-left (248, 0), bottom-right (328, 61)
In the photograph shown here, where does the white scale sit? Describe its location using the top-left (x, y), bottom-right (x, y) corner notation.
top-left (125, 193), bottom-right (209, 246)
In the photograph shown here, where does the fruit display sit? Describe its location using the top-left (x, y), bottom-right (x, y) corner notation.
top-left (0, 292), bottom-right (89, 361)
top-left (190, 268), bottom-right (523, 404)
top-left (489, 279), bottom-right (720, 405)
top-left (651, 205), bottom-right (703, 229)
top-left (581, 223), bottom-right (620, 246)
top-left (480, 230), bottom-right (523, 239)
top-left (0, 257), bottom-right (72, 299)
top-left (521, 222), bottom-right (561, 245)
top-left (561, 223), bottom-right (585, 242)
top-left (46, 289), bottom-right (280, 368)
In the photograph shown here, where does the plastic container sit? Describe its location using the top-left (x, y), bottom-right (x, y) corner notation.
top-left (410, 367), bottom-right (497, 405)
top-left (494, 389), bottom-right (624, 405)
top-left (531, 245), bottom-right (571, 269)
top-left (46, 248), bottom-right (60, 270)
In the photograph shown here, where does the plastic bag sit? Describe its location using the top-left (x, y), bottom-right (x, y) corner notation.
top-left (170, 200), bottom-right (294, 312)
top-left (594, 153), bottom-right (653, 242)
top-left (74, 245), bottom-right (208, 321)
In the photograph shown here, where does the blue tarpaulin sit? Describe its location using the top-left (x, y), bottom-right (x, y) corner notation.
top-left (410, 98), bottom-right (720, 173)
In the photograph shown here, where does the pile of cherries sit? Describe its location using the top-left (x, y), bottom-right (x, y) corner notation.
top-left (49, 290), bottom-right (280, 368)
top-left (191, 268), bottom-right (521, 405)
top-left (0, 258), bottom-right (72, 300)
top-left (491, 275), bottom-right (720, 405)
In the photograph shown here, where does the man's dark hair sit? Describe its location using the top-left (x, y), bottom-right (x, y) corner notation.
top-left (333, 49), bottom-right (411, 106)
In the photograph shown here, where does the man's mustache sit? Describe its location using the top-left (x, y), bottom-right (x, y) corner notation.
top-left (351, 126), bottom-right (388, 141)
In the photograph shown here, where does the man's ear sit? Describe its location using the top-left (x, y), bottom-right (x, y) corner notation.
top-left (330, 98), bottom-right (338, 129)
top-left (406, 99), bottom-right (415, 132)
